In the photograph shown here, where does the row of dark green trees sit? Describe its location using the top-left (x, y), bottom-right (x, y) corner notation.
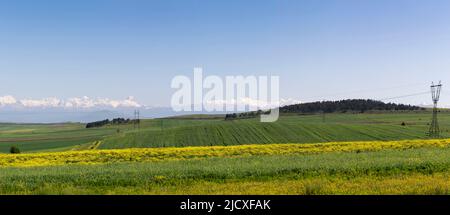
top-left (86, 118), bottom-right (138, 128)
top-left (224, 99), bottom-right (424, 120)
top-left (225, 110), bottom-right (271, 120)
top-left (280, 99), bottom-right (424, 114)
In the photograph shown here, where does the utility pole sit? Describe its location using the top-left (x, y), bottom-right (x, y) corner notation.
top-left (137, 109), bottom-right (140, 130)
top-left (133, 110), bottom-right (137, 130)
top-left (133, 109), bottom-right (141, 130)
top-left (429, 81), bottom-right (442, 138)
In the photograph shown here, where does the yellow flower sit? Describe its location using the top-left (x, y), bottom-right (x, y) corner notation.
top-left (0, 138), bottom-right (449, 168)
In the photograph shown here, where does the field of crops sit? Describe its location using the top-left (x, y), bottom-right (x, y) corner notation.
top-left (1, 111), bottom-right (449, 153)
top-left (1, 112), bottom-right (450, 194)
top-left (98, 111), bottom-right (450, 149)
top-left (0, 123), bottom-right (117, 153)
top-left (0, 141), bottom-right (449, 194)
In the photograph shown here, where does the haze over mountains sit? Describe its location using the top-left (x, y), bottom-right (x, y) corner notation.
top-left (0, 94), bottom-right (444, 124)
top-left (0, 107), bottom-right (179, 124)
top-left (0, 95), bottom-right (305, 123)
top-left (0, 95), bottom-right (173, 123)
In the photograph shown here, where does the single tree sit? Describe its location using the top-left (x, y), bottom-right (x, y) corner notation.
top-left (10, 146), bottom-right (20, 154)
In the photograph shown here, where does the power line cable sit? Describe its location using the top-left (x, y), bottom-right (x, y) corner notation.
top-left (377, 91), bottom-right (430, 101)
top-left (298, 82), bottom-right (429, 102)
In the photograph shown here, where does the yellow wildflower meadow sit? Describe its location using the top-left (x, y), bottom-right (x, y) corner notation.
top-left (0, 138), bottom-right (449, 168)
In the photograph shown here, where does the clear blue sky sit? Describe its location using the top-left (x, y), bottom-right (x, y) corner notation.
top-left (1, 0), bottom-right (450, 106)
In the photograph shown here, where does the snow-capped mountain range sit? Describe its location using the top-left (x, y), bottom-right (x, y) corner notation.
top-left (0, 95), bottom-right (302, 123)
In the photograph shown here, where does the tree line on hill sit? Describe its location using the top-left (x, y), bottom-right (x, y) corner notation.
top-left (280, 99), bottom-right (424, 114)
top-left (224, 99), bottom-right (424, 120)
top-left (86, 118), bottom-right (138, 128)
top-left (225, 110), bottom-right (271, 120)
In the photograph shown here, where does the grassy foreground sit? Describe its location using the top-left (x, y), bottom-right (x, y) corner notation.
top-left (0, 139), bottom-right (450, 194)
top-left (0, 146), bottom-right (449, 194)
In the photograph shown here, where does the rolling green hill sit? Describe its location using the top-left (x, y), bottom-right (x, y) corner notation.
top-left (0, 123), bottom-right (117, 153)
top-left (97, 111), bottom-right (450, 149)
top-left (1, 110), bottom-right (449, 153)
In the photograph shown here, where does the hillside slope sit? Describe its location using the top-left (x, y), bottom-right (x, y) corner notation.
top-left (97, 111), bottom-right (450, 149)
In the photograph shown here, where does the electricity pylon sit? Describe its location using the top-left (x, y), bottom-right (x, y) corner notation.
top-left (137, 109), bottom-right (140, 129)
top-left (133, 109), bottom-right (140, 130)
top-left (428, 81), bottom-right (442, 138)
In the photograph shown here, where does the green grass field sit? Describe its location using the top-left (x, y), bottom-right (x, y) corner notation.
top-left (1, 111), bottom-right (450, 153)
top-left (1, 111), bottom-right (450, 194)
top-left (1, 146), bottom-right (449, 194)
top-left (0, 123), bottom-right (117, 153)
top-left (99, 111), bottom-right (450, 149)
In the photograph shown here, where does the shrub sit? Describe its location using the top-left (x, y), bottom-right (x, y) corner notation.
top-left (10, 146), bottom-right (21, 154)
